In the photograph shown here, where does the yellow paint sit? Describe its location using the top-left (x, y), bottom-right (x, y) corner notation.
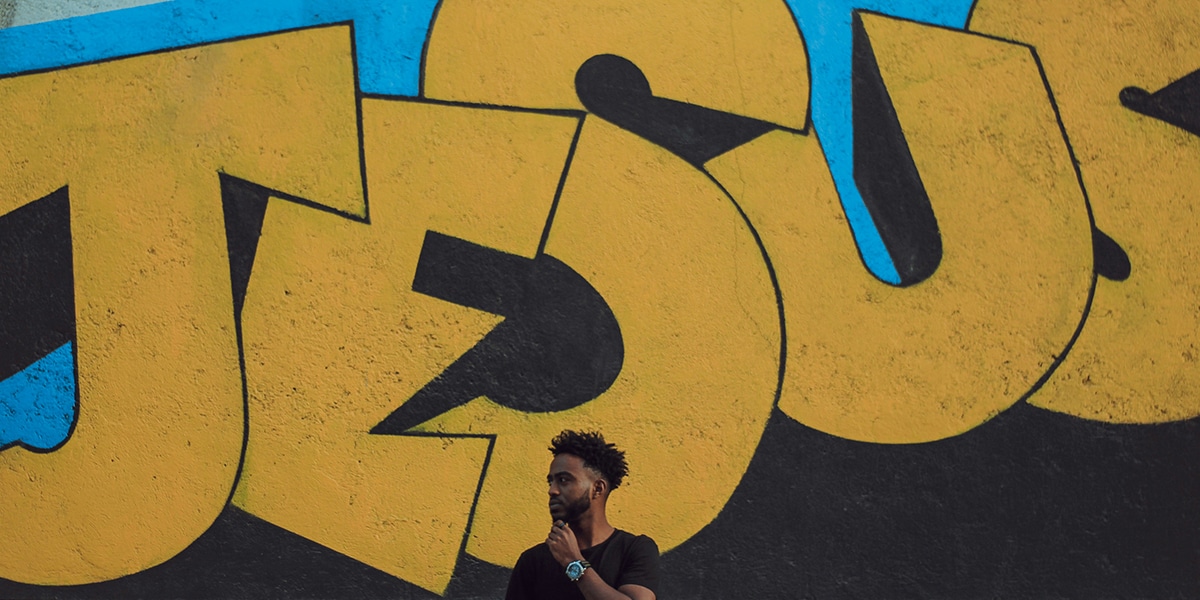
top-left (0, 26), bottom-right (363, 584)
top-left (417, 117), bottom-right (780, 566)
top-left (971, 1), bottom-right (1200, 423)
top-left (10, 2), bottom-right (1190, 589)
top-left (424, 0), bottom-right (810, 130)
top-left (708, 16), bottom-right (1093, 443)
top-left (233, 99), bottom-right (578, 593)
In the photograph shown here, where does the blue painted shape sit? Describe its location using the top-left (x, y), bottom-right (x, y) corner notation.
top-left (0, 342), bottom-right (77, 451)
top-left (785, 0), bottom-right (975, 283)
top-left (0, 0), bottom-right (440, 96)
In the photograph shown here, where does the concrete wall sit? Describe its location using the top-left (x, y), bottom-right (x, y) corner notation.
top-left (0, 0), bottom-right (165, 28)
top-left (1, 0), bottom-right (1198, 597)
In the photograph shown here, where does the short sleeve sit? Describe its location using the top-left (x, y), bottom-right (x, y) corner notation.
top-left (616, 535), bottom-right (660, 593)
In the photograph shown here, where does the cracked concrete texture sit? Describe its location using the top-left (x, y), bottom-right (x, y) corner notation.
top-left (0, 0), bottom-right (16, 29)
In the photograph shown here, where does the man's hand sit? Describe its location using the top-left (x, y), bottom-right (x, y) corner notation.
top-left (546, 520), bottom-right (583, 567)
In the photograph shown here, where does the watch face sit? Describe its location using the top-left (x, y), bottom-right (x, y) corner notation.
top-left (566, 561), bottom-right (584, 580)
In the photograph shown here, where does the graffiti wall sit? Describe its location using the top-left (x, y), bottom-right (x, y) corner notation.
top-left (2, 0), bottom-right (1199, 597)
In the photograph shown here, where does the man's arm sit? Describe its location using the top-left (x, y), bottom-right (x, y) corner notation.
top-left (546, 523), bottom-right (657, 600)
top-left (576, 570), bottom-right (655, 600)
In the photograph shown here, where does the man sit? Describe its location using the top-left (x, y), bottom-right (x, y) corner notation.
top-left (505, 430), bottom-right (659, 600)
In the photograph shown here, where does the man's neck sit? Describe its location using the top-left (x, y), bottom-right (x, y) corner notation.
top-left (569, 511), bottom-right (615, 551)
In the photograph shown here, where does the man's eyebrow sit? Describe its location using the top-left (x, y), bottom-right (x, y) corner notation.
top-left (547, 470), bottom-right (573, 480)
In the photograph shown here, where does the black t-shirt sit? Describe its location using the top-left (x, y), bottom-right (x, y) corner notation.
top-left (505, 529), bottom-right (659, 600)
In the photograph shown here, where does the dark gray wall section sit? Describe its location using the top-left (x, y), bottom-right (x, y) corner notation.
top-left (2, 404), bottom-right (1198, 599)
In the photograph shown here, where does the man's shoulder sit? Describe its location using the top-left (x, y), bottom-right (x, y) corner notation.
top-left (602, 530), bottom-right (660, 593)
top-left (514, 540), bottom-right (554, 567)
top-left (607, 529), bottom-right (660, 558)
top-left (611, 529), bottom-right (658, 548)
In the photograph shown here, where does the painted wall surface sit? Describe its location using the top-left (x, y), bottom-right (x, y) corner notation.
top-left (0, 0), bottom-right (167, 28)
top-left (1, 0), bottom-right (1199, 598)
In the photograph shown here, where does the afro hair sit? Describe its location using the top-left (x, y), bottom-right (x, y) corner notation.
top-left (549, 430), bottom-right (629, 490)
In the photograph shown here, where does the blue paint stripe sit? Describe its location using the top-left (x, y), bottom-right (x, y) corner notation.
top-left (785, 0), bottom-right (974, 284)
top-left (0, 0), bottom-right (440, 96)
top-left (0, 342), bottom-right (76, 451)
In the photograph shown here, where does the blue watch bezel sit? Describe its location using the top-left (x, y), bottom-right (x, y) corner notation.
top-left (565, 559), bottom-right (590, 582)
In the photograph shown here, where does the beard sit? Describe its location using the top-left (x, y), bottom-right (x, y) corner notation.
top-left (552, 493), bottom-right (592, 523)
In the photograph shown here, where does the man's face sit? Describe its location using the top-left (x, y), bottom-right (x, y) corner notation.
top-left (547, 453), bottom-right (597, 523)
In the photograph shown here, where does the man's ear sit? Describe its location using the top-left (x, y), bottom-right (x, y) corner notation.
top-left (593, 477), bottom-right (609, 498)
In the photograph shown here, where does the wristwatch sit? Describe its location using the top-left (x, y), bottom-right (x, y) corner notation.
top-left (565, 559), bottom-right (591, 582)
